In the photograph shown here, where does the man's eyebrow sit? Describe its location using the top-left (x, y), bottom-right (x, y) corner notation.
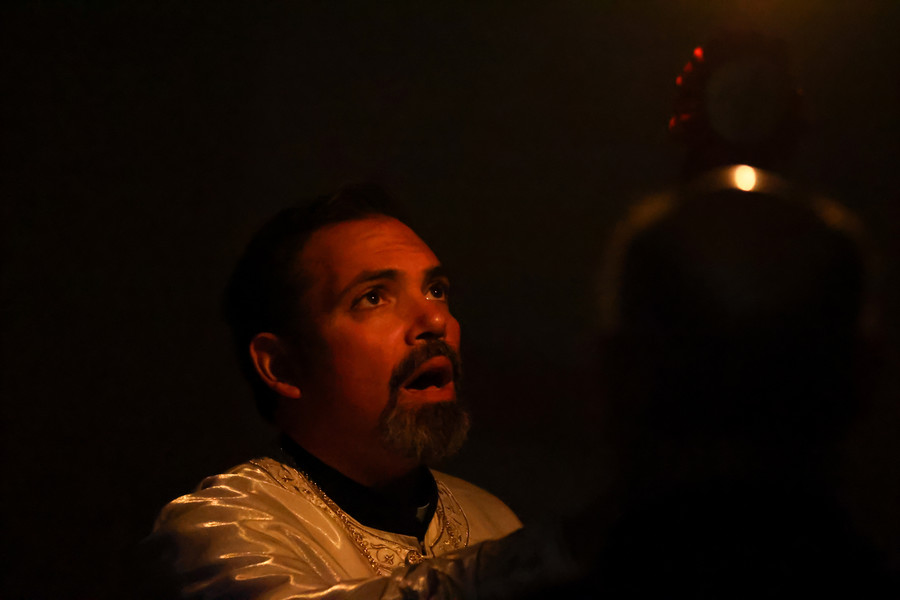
top-left (338, 269), bottom-right (399, 300)
top-left (424, 265), bottom-right (450, 282)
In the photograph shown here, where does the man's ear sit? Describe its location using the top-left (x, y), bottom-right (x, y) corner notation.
top-left (249, 332), bottom-right (302, 400)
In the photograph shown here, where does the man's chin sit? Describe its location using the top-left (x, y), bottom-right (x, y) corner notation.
top-left (378, 400), bottom-right (470, 465)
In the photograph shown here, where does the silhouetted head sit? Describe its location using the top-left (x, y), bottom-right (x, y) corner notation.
top-left (600, 167), bottom-right (869, 484)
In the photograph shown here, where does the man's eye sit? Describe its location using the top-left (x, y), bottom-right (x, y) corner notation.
top-left (428, 282), bottom-right (449, 301)
top-left (355, 289), bottom-right (386, 308)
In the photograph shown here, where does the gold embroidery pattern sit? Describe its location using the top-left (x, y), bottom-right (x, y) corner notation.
top-left (250, 458), bottom-right (470, 576)
top-left (429, 481), bottom-right (470, 555)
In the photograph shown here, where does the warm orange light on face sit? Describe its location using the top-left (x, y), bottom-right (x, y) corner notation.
top-left (296, 217), bottom-right (461, 441)
top-left (733, 165), bottom-right (757, 191)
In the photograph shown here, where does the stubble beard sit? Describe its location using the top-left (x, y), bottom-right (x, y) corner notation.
top-left (378, 341), bottom-right (470, 465)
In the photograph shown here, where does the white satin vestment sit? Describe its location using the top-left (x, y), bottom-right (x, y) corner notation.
top-left (147, 457), bottom-right (522, 599)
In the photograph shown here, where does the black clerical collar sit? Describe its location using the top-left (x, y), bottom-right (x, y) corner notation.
top-left (277, 435), bottom-right (438, 540)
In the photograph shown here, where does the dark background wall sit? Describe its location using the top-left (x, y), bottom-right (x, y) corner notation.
top-left (4, 2), bottom-right (899, 598)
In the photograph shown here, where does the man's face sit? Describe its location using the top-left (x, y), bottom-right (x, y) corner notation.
top-left (293, 216), bottom-right (467, 462)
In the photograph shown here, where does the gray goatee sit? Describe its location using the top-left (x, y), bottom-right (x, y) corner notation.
top-left (378, 340), bottom-right (470, 464)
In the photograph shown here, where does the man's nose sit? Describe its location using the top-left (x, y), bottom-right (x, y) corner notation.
top-left (405, 296), bottom-right (449, 344)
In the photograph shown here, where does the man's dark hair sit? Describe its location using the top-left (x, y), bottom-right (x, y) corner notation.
top-left (223, 184), bottom-right (401, 421)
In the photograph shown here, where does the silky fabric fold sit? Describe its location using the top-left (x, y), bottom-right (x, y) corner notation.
top-left (143, 456), bottom-right (521, 599)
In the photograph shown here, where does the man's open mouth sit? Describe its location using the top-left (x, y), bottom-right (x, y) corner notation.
top-left (402, 356), bottom-right (454, 390)
top-left (400, 356), bottom-right (455, 402)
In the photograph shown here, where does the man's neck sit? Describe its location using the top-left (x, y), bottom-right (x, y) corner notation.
top-left (277, 434), bottom-right (438, 539)
top-left (280, 426), bottom-right (419, 489)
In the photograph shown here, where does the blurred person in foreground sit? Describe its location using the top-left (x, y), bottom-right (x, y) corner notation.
top-left (450, 31), bottom-right (899, 598)
top-left (544, 31), bottom-right (898, 597)
top-left (578, 173), bottom-right (895, 596)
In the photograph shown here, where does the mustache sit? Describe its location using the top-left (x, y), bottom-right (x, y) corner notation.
top-left (388, 340), bottom-right (462, 393)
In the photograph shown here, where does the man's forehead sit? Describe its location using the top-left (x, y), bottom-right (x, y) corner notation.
top-left (298, 216), bottom-right (442, 291)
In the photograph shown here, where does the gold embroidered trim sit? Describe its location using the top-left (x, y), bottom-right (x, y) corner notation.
top-left (251, 458), bottom-right (470, 576)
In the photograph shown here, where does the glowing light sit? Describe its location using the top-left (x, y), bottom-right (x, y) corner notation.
top-left (693, 46), bottom-right (704, 61)
top-left (668, 116), bottom-right (677, 129)
top-left (733, 165), bottom-right (757, 191)
top-left (675, 75), bottom-right (683, 86)
top-left (684, 61), bottom-right (693, 73)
